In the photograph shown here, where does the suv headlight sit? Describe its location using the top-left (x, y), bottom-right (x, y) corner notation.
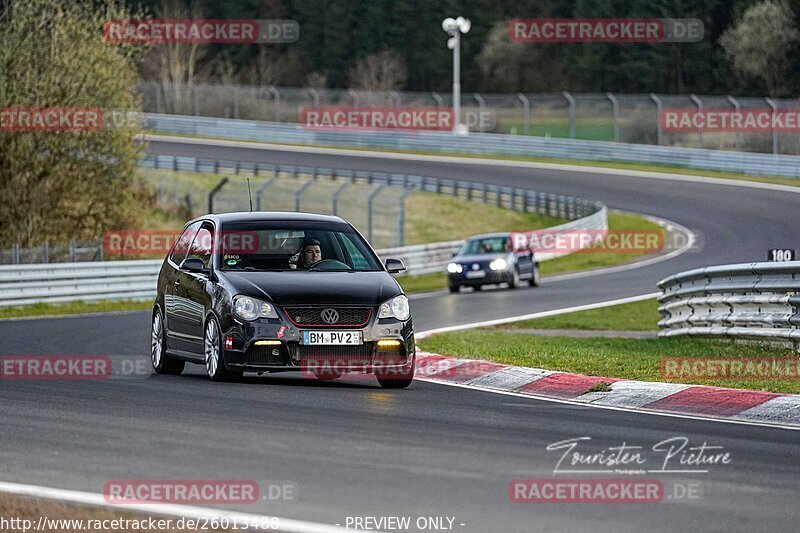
top-left (233, 295), bottom-right (278, 321)
top-left (447, 262), bottom-right (463, 273)
top-left (490, 258), bottom-right (508, 271)
top-left (378, 295), bottom-right (410, 321)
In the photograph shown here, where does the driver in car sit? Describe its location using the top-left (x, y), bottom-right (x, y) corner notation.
top-left (298, 239), bottom-right (323, 269)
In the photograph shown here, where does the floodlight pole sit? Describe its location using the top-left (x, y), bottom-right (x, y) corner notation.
top-left (452, 30), bottom-right (461, 132)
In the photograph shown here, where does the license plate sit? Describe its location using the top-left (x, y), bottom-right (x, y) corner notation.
top-left (465, 270), bottom-right (486, 279)
top-left (302, 331), bottom-right (363, 345)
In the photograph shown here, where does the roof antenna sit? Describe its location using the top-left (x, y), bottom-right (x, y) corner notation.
top-left (247, 177), bottom-right (253, 212)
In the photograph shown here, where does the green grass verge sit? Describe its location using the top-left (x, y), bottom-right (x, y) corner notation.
top-left (0, 300), bottom-right (151, 320)
top-left (539, 211), bottom-right (664, 276)
top-left (148, 131), bottom-right (800, 189)
top-left (500, 298), bottom-right (660, 331)
top-left (418, 330), bottom-right (800, 394)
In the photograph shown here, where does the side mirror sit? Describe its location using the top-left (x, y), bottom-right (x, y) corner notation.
top-left (179, 257), bottom-right (208, 274)
top-left (385, 258), bottom-right (406, 274)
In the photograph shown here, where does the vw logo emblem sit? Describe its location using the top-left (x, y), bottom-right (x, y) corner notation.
top-left (472, 263), bottom-right (480, 270)
top-left (321, 308), bottom-right (339, 324)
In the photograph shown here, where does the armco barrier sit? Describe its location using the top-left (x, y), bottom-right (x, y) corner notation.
top-left (657, 261), bottom-right (800, 345)
top-left (0, 206), bottom-right (607, 307)
top-left (144, 114), bottom-right (800, 178)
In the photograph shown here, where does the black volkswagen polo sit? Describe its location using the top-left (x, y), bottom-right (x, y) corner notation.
top-left (150, 212), bottom-right (415, 388)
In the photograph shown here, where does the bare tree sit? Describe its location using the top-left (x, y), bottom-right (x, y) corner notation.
top-left (347, 50), bottom-right (407, 91)
top-left (720, 0), bottom-right (800, 96)
top-left (139, 0), bottom-right (206, 114)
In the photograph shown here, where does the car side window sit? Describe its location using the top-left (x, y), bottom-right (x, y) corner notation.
top-left (339, 233), bottom-right (370, 269)
top-left (169, 222), bottom-right (201, 265)
top-left (186, 224), bottom-right (214, 268)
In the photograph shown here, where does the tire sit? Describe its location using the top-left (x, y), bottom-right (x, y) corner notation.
top-left (508, 267), bottom-right (520, 289)
top-left (528, 265), bottom-right (540, 287)
top-left (448, 283), bottom-right (460, 293)
top-left (204, 316), bottom-right (242, 382)
top-left (313, 369), bottom-right (342, 381)
top-left (376, 361), bottom-right (414, 389)
top-left (151, 308), bottom-right (184, 375)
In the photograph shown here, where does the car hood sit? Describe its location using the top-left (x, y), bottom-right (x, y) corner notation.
top-left (219, 271), bottom-right (402, 306)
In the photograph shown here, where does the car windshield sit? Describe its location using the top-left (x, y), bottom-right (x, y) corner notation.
top-left (458, 236), bottom-right (510, 255)
top-left (217, 221), bottom-right (383, 272)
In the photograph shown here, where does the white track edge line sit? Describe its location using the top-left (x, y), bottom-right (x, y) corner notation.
top-left (0, 481), bottom-right (356, 533)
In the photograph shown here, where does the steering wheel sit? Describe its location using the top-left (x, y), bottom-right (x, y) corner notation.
top-left (306, 259), bottom-right (351, 271)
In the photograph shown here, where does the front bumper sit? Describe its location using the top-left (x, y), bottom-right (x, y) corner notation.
top-left (448, 268), bottom-right (512, 286)
top-left (221, 308), bottom-right (414, 374)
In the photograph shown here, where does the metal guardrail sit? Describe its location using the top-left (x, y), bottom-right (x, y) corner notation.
top-left (0, 208), bottom-right (607, 306)
top-left (144, 114), bottom-right (800, 179)
top-left (657, 262), bottom-right (800, 344)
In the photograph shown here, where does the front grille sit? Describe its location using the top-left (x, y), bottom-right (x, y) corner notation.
top-left (283, 307), bottom-right (372, 327)
top-left (245, 345), bottom-right (286, 365)
top-left (298, 342), bottom-right (375, 368)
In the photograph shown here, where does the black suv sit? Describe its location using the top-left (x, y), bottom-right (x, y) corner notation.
top-left (150, 212), bottom-right (414, 388)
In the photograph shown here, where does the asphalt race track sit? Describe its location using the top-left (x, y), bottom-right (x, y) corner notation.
top-left (1, 139), bottom-right (799, 532)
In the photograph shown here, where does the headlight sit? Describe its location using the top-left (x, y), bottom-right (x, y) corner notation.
top-left (447, 262), bottom-right (463, 273)
top-left (378, 295), bottom-right (410, 321)
top-left (233, 295), bottom-right (278, 321)
top-left (490, 258), bottom-right (508, 271)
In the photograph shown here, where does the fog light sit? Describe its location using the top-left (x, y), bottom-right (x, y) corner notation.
top-left (255, 340), bottom-right (281, 346)
top-left (377, 339), bottom-right (402, 348)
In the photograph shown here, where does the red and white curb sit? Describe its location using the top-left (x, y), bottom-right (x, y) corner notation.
top-left (414, 350), bottom-right (800, 429)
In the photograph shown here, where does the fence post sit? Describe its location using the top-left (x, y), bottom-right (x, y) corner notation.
top-left (233, 85), bottom-right (240, 119)
top-left (295, 179), bottom-right (315, 211)
top-left (308, 88), bottom-right (320, 109)
top-left (432, 91), bottom-right (444, 109)
top-left (765, 97), bottom-right (779, 154)
top-left (98, 238), bottom-right (103, 261)
top-left (517, 93), bottom-right (530, 135)
top-left (208, 177), bottom-right (229, 213)
top-left (43, 241), bottom-right (49, 263)
top-left (12, 243), bottom-right (19, 264)
top-left (69, 239), bottom-right (76, 262)
top-left (367, 185), bottom-right (386, 243)
top-left (396, 187), bottom-right (415, 247)
top-left (690, 94), bottom-right (704, 149)
top-left (255, 177), bottom-right (277, 211)
top-left (606, 93), bottom-right (619, 142)
top-left (332, 181), bottom-right (350, 216)
top-left (727, 95), bottom-right (741, 151)
top-left (562, 91), bottom-right (576, 139)
top-left (268, 86), bottom-right (280, 121)
top-left (650, 93), bottom-right (663, 146)
top-left (473, 93), bottom-right (486, 132)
